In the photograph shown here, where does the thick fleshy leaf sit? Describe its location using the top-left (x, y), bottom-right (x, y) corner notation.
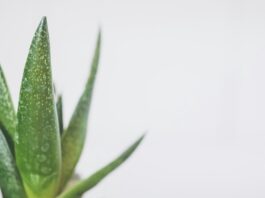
top-left (57, 135), bottom-right (145, 198)
top-left (56, 95), bottom-right (64, 135)
top-left (0, 65), bottom-right (17, 150)
top-left (15, 17), bottom-right (61, 198)
top-left (60, 31), bottom-right (101, 189)
top-left (0, 129), bottom-right (26, 198)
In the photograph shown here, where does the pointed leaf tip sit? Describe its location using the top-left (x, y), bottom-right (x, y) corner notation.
top-left (97, 30), bottom-right (101, 53)
top-left (35, 17), bottom-right (48, 37)
top-left (97, 29), bottom-right (101, 41)
top-left (136, 133), bottom-right (146, 144)
top-left (40, 16), bottom-right (47, 27)
top-left (42, 16), bottom-right (47, 21)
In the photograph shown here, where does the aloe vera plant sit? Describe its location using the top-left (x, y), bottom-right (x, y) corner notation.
top-left (0, 17), bottom-right (145, 198)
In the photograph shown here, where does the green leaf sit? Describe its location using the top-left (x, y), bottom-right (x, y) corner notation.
top-left (0, 129), bottom-right (26, 198)
top-left (15, 17), bottom-right (61, 198)
top-left (0, 65), bottom-right (17, 150)
top-left (56, 94), bottom-right (64, 135)
top-left (60, 31), bottom-right (101, 189)
top-left (57, 134), bottom-right (145, 198)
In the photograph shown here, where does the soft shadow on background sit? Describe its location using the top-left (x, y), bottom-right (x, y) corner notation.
top-left (1, 0), bottom-right (265, 197)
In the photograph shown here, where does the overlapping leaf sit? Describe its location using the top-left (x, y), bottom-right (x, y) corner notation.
top-left (56, 95), bottom-right (64, 135)
top-left (60, 32), bottom-right (101, 189)
top-left (0, 129), bottom-right (26, 198)
top-left (57, 135), bottom-right (145, 198)
top-left (0, 65), bottom-right (17, 151)
top-left (15, 17), bottom-right (61, 198)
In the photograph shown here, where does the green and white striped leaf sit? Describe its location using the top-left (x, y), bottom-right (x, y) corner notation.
top-left (0, 129), bottom-right (26, 198)
top-left (57, 135), bottom-right (145, 198)
top-left (60, 31), bottom-right (101, 189)
top-left (15, 17), bottom-right (61, 198)
top-left (0, 65), bottom-right (17, 150)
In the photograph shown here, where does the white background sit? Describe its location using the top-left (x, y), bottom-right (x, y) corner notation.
top-left (1, 0), bottom-right (265, 197)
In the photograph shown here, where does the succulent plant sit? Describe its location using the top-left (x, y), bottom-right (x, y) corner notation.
top-left (0, 17), bottom-right (145, 198)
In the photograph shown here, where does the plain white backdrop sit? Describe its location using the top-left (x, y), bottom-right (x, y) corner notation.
top-left (1, 0), bottom-right (265, 197)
